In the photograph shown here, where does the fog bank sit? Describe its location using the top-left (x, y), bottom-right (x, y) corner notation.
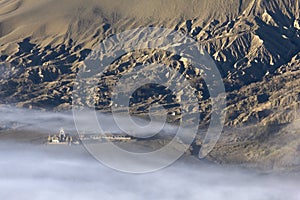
top-left (0, 143), bottom-right (299, 200)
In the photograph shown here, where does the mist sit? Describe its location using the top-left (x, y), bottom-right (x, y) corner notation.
top-left (1, 105), bottom-right (300, 200)
top-left (0, 105), bottom-right (178, 136)
top-left (0, 142), bottom-right (299, 200)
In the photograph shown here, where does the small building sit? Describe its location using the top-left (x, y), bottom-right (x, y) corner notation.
top-left (47, 128), bottom-right (73, 145)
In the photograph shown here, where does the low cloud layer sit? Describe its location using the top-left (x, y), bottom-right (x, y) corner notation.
top-left (1, 105), bottom-right (300, 200)
top-left (0, 143), bottom-right (300, 200)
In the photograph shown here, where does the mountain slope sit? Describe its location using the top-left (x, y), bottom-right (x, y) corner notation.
top-left (0, 0), bottom-right (300, 170)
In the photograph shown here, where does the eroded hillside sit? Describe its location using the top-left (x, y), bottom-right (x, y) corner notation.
top-left (0, 0), bottom-right (300, 170)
